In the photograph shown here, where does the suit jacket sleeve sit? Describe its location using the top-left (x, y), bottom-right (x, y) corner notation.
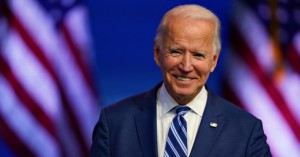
top-left (246, 120), bottom-right (271, 157)
top-left (90, 109), bottom-right (110, 157)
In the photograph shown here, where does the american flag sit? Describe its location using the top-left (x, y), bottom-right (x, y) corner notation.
top-left (224, 0), bottom-right (300, 156)
top-left (0, 0), bottom-right (99, 157)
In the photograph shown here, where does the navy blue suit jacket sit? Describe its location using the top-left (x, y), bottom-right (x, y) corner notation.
top-left (90, 83), bottom-right (271, 157)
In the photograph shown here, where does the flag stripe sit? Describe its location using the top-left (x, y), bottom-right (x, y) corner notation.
top-left (51, 37), bottom-right (98, 146)
top-left (9, 10), bottom-right (89, 156)
top-left (232, 3), bottom-right (275, 72)
top-left (230, 24), bottom-right (300, 141)
top-left (62, 5), bottom-right (94, 70)
top-left (226, 54), bottom-right (300, 157)
top-left (225, 1), bottom-right (300, 156)
top-left (0, 55), bottom-right (57, 138)
top-left (0, 116), bottom-right (35, 157)
top-left (54, 109), bottom-right (83, 157)
top-left (287, 44), bottom-right (300, 75)
top-left (3, 10), bottom-right (88, 154)
top-left (0, 75), bottom-right (61, 157)
top-left (11, 0), bottom-right (97, 148)
top-left (1, 27), bottom-right (75, 157)
top-left (1, 0), bottom-right (98, 156)
top-left (0, 54), bottom-right (69, 156)
top-left (2, 28), bottom-right (60, 120)
top-left (59, 89), bottom-right (89, 156)
top-left (222, 80), bottom-right (245, 109)
top-left (276, 72), bottom-right (300, 124)
top-left (231, 0), bottom-right (300, 133)
top-left (60, 23), bottom-right (97, 96)
top-left (58, 23), bottom-right (99, 144)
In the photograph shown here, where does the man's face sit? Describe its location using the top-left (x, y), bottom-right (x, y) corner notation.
top-left (154, 17), bottom-right (219, 105)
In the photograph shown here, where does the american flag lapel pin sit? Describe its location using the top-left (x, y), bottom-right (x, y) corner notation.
top-left (210, 122), bottom-right (218, 128)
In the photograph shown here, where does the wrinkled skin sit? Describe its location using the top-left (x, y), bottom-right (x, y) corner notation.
top-left (154, 17), bottom-right (220, 105)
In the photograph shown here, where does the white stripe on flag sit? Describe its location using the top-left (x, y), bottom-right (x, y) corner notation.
top-left (54, 105), bottom-right (83, 157)
top-left (53, 36), bottom-right (98, 145)
top-left (9, 0), bottom-right (98, 154)
top-left (2, 29), bottom-right (59, 119)
top-left (2, 29), bottom-right (83, 157)
top-left (10, 0), bottom-right (58, 59)
top-left (64, 6), bottom-right (94, 61)
top-left (0, 76), bottom-right (60, 157)
top-left (11, 0), bottom-right (98, 147)
top-left (227, 52), bottom-right (300, 157)
top-left (233, 2), bottom-right (274, 72)
top-left (277, 72), bottom-right (300, 124)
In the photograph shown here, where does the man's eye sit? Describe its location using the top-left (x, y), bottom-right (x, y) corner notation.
top-left (193, 53), bottom-right (205, 59)
top-left (169, 49), bottom-right (182, 56)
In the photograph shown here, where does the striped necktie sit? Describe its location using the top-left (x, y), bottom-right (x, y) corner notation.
top-left (164, 106), bottom-right (191, 157)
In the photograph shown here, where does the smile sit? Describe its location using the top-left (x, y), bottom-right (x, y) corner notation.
top-left (175, 76), bottom-right (192, 81)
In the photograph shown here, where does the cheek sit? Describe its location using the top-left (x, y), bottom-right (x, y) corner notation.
top-left (161, 57), bottom-right (179, 70)
top-left (194, 61), bottom-right (213, 74)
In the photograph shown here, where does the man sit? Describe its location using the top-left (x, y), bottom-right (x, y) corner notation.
top-left (90, 4), bottom-right (271, 157)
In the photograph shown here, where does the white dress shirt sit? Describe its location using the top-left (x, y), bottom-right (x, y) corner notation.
top-left (156, 84), bottom-right (208, 157)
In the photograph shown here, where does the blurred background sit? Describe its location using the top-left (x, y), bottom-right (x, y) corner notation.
top-left (0, 0), bottom-right (299, 157)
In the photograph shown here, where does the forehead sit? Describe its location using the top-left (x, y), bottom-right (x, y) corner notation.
top-left (168, 17), bottom-right (214, 36)
top-left (164, 17), bottom-right (215, 46)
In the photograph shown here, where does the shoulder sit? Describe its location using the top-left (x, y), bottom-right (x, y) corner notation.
top-left (102, 83), bottom-right (161, 117)
top-left (103, 91), bottom-right (148, 114)
top-left (205, 88), bottom-right (271, 156)
top-left (207, 87), bottom-right (259, 123)
top-left (207, 90), bottom-right (265, 138)
top-left (220, 97), bottom-right (257, 121)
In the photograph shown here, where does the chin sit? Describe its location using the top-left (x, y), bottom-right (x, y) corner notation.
top-left (173, 89), bottom-right (196, 98)
top-left (174, 84), bottom-right (203, 95)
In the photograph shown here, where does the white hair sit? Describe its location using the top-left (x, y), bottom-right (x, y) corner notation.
top-left (154, 4), bottom-right (221, 54)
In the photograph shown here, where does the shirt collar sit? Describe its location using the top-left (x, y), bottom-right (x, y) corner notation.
top-left (158, 83), bottom-right (208, 117)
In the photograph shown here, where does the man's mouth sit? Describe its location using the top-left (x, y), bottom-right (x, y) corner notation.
top-left (175, 76), bottom-right (192, 81)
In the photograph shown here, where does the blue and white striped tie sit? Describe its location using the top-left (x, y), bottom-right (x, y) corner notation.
top-left (164, 106), bottom-right (190, 157)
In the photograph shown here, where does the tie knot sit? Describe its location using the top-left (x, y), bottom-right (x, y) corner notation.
top-left (175, 106), bottom-right (190, 116)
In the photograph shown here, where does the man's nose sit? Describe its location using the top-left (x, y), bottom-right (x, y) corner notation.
top-left (179, 53), bottom-right (193, 72)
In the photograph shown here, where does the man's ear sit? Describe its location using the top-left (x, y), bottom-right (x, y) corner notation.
top-left (154, 42), bottom-right (161, 67)
top-left (210, 52), bottom-right (220, 72)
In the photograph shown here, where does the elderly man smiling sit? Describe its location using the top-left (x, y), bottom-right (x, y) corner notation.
top-left (90, 4), bottom-right (271, 157)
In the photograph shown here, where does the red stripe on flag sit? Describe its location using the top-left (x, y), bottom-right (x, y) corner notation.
top-left (222, 80), bottom-right (245, 109)
top-left (60, 24), bottom-right (97, 96)
top-left (287, 44), bottom-right (300, 75)
top-left (10, 14), bottom-right (89, 156)
top-left (0, 113), bottom-right (36, 157)
top-left (0, 55), bottom-right (68, 157)
top-left (0, 55), bottom-right (56, 138)
top-left (59, 91), bottom-right (89, 156)
top-left (230, 25), bottom-right (300, 142)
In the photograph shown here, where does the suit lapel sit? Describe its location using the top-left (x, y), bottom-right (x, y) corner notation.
top-left (134, 84), bottom-right (161, 157)
top-left (190, 88), bottom-right (225, 157)
top-left (133, 84), bottom-right (226, 157)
